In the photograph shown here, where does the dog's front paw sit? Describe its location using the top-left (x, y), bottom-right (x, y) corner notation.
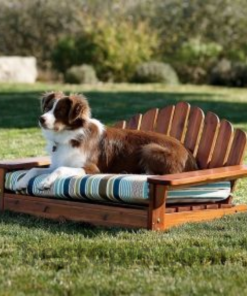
top-left (15, 178), bottom-right (29, 191)
top-left (37, 178), bottom-right (54, 191)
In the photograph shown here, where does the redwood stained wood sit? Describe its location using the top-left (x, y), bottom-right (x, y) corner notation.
top-left (166, 202), bottom-right (233, 212)
top-left (5, 193), bottom-right (147, 210)
top-left (196, 112), bottom-right (220, 169)
top-left (0, 156), bottom-right (50, 170)
top-left (155, 105), bottom-right (175, 135)
top-left (5, 196), bottom-right (148, 228)
top-left (148, 184), bottom-right (167, 230)
top-left (140, 108), bottom-right (159, 131)
top-left (169, 102), bottom-right (190, 142)
top-left (226, 129), bottom-right (247, 166)
top-left (125, 114), bottom-right (142, 130)
top-left (209, 120), bottom-right (233, 168)
top-left (148, 165), bottom-right (247, 186)
top-left (164, 204), bottom-right (247, 229)
top-left (220, 204), bottom-right (233, 209)
top-left (113, 120), bottom-right (126, 129)
top-left (184, 107), bottom-right (204, 155)
top-left (4, 194), bottom-right (246, 230)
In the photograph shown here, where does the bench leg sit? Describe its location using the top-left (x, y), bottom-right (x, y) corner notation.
top-left (0, 168), bottom-right (5, 211)
top-left (148, 184), bottom-right (168, 230)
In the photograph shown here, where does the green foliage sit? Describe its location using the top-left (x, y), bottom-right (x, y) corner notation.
top-left (210, 59), bottom-right (247, 87)
top-left (177, 39), bottom-right (222, 65)
top-left (132, 61), bottom-right (179, 84)
top-left (52, 20), bottom-right (158, 81)
top-left (1, 0), bottom-right (247, 84)
top-left (51, 38), bottom-right (79, 74)
top-left (0, 0), bottom-right (84, 68)
top-left (64, 64), bottom-right (98, 84)
top-left (128, 0), bottom-right (247, 84)
top-left (172, 39), bottom-right (222, 83)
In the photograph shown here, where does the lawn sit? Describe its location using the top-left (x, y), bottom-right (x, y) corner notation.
top-left (1, 83), bottom-right (247, 295)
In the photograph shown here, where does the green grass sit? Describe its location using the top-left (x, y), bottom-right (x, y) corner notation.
top-left (1, 83), bottom-right (247, 295)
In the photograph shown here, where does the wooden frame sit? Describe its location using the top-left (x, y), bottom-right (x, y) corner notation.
top-left (1, 102), bottom-right (247, 230)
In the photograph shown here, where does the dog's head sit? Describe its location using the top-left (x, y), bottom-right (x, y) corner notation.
top-left (39, 92), bottom-right (91, 131)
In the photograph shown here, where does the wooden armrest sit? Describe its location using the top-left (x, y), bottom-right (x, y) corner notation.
top-left (0, 156), bottom-right (50, 170)
top-left (148, 165), bottom-right (247, 187)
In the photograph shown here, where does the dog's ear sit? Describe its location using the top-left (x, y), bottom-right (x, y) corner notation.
top-left (68, 94), bottom-right (91, 124)
top-left (41, 91), bottom-right (64, 112)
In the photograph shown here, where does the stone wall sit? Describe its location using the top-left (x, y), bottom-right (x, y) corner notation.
top-left (0, 57), bottom-right (38, 83)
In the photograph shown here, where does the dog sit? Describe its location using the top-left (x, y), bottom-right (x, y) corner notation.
top-left (15, 91), bottom-right (198, 191)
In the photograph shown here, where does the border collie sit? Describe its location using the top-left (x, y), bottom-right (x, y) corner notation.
top-left (15, 91), bottom-right (198, 190)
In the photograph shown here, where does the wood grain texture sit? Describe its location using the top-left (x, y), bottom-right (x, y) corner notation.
top-left (4, 193), bottom-right (246, 230)
top-left (113, 120), bottom-right (126, 129)
top-left (148, 184), bottom-right (167, 230)
top-left (155, 105), bottom-right (175, 135)
top-left (140, 108), bottom-right (159, 131)
top-left (209, 120), bottom-right (233, 168)
top-left (5, 195), bottom-right (148, 229)
top-left (0, 156), bottom-right (50, 169)
top-left (196, 112), bottom-right (220, 169)
top-left (169, 102), bottom-right (190, 142)
top-left (226, 129), bottom-right (247, 166)
top-left (164, 204), bottom-right (247, 229)
top-left (166, 203), bottom-right (233, 213)
top-left (184, 107), bottom-right (204, 155)
top-left (125, 114), bottom-right (142, 130)
top-left (148, 165), bottom-right (247, 186)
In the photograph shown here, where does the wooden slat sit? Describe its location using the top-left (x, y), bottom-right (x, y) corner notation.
top-left (140, 108), bottom-right (159, 131)
top-left (5, 195), bottom-right (148, 229)
top-left (125, 114), bottom-right (142, 130)
top-left (148, 184), bottom-right (167, 230)
top-left (156, 105), bottom-right (175, 135)
top-left (113, 120), bottom-right (126, 129)
top-left (196, 112), bottom-right (220, 169)
top-left (148, 164), bottom-right (247, 187)
top-left (184, 107), bottom-right (204, 155)
top-left (209, 120), bottom-right (233, 168)
top-left (5, 193), bottom-right (146, 209)
top-left (169, 102), bottom-right (190, 142)
top-left (0, 156), bottom-right (50, 170)
top-left (164, 205), bottom-right (247, 229)
top-left (226, 129), bottom-right (247, 166)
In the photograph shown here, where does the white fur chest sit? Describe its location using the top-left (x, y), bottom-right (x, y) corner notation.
top-left (42, 128), bottom-right (88, 170)
top-left (50, 143), bottom-right (87, 169)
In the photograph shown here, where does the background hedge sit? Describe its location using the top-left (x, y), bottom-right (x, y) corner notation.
top-left (1, 0), bottom-right (247, 85)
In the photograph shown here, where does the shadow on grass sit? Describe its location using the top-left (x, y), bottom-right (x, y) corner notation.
top-left (1, 90), bottom-right (247, 128)
top-left (0, 210), bottom-right (136, 237)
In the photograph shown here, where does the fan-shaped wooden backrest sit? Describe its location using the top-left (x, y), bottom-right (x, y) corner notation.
top-left (113, 102), bottom-right (247, 169)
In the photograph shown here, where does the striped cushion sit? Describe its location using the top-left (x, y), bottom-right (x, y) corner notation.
top-left (5, 170), bottom-right (231, 205)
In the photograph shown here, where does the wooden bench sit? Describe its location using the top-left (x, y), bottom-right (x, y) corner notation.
top-left (1, 101), bottom-right (247, 230)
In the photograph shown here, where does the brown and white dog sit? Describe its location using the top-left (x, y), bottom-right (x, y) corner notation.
top-left (15, 91), bottom-right (198, 190)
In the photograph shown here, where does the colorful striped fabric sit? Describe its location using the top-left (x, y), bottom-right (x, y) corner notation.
top-left (5, 170), bottom-right (231, 205)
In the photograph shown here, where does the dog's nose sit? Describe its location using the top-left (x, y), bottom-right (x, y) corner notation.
top-left (39, 116), bottom-right (46, 125)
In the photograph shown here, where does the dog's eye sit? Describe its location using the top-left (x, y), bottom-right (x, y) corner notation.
top-left (43, 107), bottom-right (50, 113)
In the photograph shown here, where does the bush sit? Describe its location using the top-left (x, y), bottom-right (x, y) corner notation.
top-left (0, 0), bottom-right (84, 69)
top-left (52, 20), bottom-right (158, 82)
top-left (64, 65), bottom-right (98, 84)
top-left (130, 0), bottom-right (247, 84)
top-left (171, 38), bottom-right (222, 84)
top-left (132, 61), bottom-right (179, 84)
top-left (210, 59), bottom-right (247, 87)
top-left (52, 38), bottom-right (80, 74)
